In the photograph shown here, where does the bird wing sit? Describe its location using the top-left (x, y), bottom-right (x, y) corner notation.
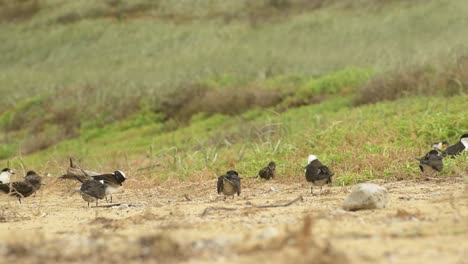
top-left (442, 142), bottom-right (464, 157)
top-left (9, 182), bottom-right (34, 197)
top-left (81, 180), bottom-right (106, 199)
top-left (0, 183), bottom-right (11, 194)
top-left (319, 165), bottom-right (334, 177)
top-left (217, 176), bottom-right (224, 194)
top-left (92, 174), bottom-right (121, 186)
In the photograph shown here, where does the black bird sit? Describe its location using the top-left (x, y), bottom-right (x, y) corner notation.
top-left (74, 177), bottom-right (107, 207)
top-left (418, 149), bottom-right (443, 175)
top-left (217, 170), bottom-right (241, 198)
top-left (442, 134), bottom-right (468, 158)
top-left (305, 155), bottom-right (333, 194)
top-left (257, 161), bottom-right (276, 180)
top-left (0, 168), bottom-right (15, 184)
top-left (90, 170), bottom-right (127, 203)
top-left (0, 171), bottom-right (42, 203)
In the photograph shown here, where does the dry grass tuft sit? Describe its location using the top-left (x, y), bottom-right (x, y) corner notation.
top-left (0, 0), bottom-right (40, 23)
top-left (158, 83), bottom-right (282, 121)
top-left (354, 56), bottom-right (468, 105)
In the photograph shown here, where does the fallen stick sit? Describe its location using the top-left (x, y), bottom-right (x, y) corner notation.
top-left (59, 158), bottom-right (101, 181)
top-left (201, 206), bottom-right (238, 217)
top-left (252, 195), bottom-right (304, 209)
top-left (93, 203), bottom-right (141, 208)
top-left (201, 195), bottom-right (304, 217)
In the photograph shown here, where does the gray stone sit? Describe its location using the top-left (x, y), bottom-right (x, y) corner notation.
top-left (343, 183), bottom-right (388, 211)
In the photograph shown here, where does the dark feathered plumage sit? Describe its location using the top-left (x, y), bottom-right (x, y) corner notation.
top-left (0, 171), bottom-right (42, 203)
top-left (90, 170), bottom-right (127, 203)
top-left (217, 170), bottom-right (241, 198)
top-left (418, 150), bottom-right (443, 173)
top-left (258, 161), bottom-right (276, 180)
top-left (75, 176), bottom-right (107, 207)
top-left (442, 134), bottom-right (468, 158)
top-left (305, 155), bottom-right (333, 194)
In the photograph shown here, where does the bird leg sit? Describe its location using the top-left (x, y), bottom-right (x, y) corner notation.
top-left (96, 200), bottom-right (98, 207)
top-left (18, 197), bottom-right (22, 204)
top-left (310, 186), bottom-right (314, 195)
top-left (110, 195), bottom-right (113, 203)
top-left (88, 202), bottom-right (90, 208)
top-left (105, 196), bottom-right (108, 202)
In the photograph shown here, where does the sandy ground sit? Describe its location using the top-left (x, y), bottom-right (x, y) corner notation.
top-left (0, 175), bottom-right (466, 264)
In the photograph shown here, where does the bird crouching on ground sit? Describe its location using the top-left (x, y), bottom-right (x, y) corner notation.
top-left (418, 150), bottom-right (443, 176)
top-left (257, 161), bottom-right (276, 180)
top-left (0, 171), bottom-right (43, 203)
top-left (305, 155), bottom-right (333, 195)
top-left (74, 176), bottom-right (107, 207)
top-left (90, 170), bottom-right (127, 203)
top-left (0, 168), bottom-right (15, 184)
top-left (442, 134), bottom-right (468, 158)
top-left (217, 170), bottom-right (242, 199)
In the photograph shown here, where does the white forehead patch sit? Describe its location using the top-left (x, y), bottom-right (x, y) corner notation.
top-left (307, 155), bottom-right (318, 164)
top-left (117, 170), bottom-right (127, 178)
top-left (461, 137), bottom-right (468, 148)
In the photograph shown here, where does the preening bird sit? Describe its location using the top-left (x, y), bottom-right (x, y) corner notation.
top-left (0, 168), bottom-right (15, 184)
top-left (0, 171), bottom-right (42, 203)
top-left (217, 170), bottom-right (242, 198)
top-left (305, 155), bottom-right (333, 194)
top-left (257, 161), bottom-right (276, 180)
top-left (442, 134), bottom-right (468, 158)
top-left (418, 149), bottom-right (443, 174)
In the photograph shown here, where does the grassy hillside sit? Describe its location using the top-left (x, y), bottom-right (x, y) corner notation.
top-left (11, 94), bottom-right (468, 185)
top-left (1, 0), bottom-right (467, 182)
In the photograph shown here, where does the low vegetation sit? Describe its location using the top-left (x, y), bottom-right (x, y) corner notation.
top-left (1, 0), bottom-right (467, 184)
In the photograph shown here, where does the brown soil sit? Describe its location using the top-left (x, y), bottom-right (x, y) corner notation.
top-left (0, 176), bottom-right (466, 264)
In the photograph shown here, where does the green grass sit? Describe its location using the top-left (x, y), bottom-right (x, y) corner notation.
top-left (8, 94), bottom-right (467, 184)
top-left (1, 0), bottom-right (468, 112)
top-left (1, 0), bottom-right (467, 183)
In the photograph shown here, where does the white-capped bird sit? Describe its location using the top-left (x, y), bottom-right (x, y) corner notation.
top-left (442, 134), bottom-right (468, 158)
top-left (305, 155), bottom-right (333, 194)
top-left (0, 168), bottom-right (15, 184)
top-left (89, 170), bottom-right (127, 203)
top-left (0, 171), bottom-right (42, 203)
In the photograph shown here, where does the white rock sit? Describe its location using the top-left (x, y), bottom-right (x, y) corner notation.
top-left (257, 227), bottom-right (278, 240)
top-left (269, 187), bottom-right (277, 192)
top-left (118, 204), bottom-right (129, 210)
top-left (343, 183), bottom-right (388, 211)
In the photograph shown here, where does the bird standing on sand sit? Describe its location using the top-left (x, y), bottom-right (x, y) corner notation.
top-left (257, 161), bottom-right (276, 180)
top-left (442, 134), bottom-right (468, 158)
top-left (90, 170), bottom-right (127, 203)
top-left (0, 171), bottom-right (42, 203)
top-left (217, 170), bottom-right (242, 198)
top-left (0, 168), bottom-right (15, 184)
top-left (305, 155), bottom-right (333, 194)
top-left (74, 176), bottom-right (107, 207)
top-left (418, 149), bottom-right (443, 175)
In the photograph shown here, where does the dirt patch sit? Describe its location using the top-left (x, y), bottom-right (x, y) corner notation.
top-left (0, 176), bottom-right (466, 263)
